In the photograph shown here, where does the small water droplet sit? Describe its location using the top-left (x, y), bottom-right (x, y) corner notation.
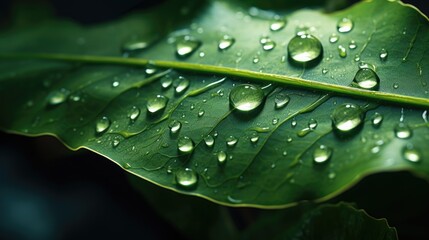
top-left (147, 95), bottom-right (168, 113)
top-left (313, 145), bottom-right (332, 164)
top-left (217, 151), bottom-right (227, 164)
top-left (393, 83), bottom-right (399, 89)
top-left (112, 81), bottom-right (120, 88)
top-left (175, 168), bottom-right (198, 188)
top-left (218, 35), bottom-right (235, 50)
top-left (291, 119), bottom-right (297, 128)
top-left (47, 89), bottom-right (69, 106)
top-left (337, 17), bottom-right (353, 33)
top-left (329, 33), bottom-right (339, 43)
top-left (145, 67), bottom-right (157, 75)
top-left (331, 103), bottom-right (364, 134)
top-left (128, 106), bottom-right (140, 121)
top-left (112, 136), bottom-right (122, 148)
top-left (204, 135), bottom-right (215, 147)
top-left (328, 172), bottom-right (336, 179)
top-left (169, 120), bottom-right (182, 134)
top-left (226, 136), bottom-right (238, 147)
top-left (295, 25), bottom-right (310, 36)
top-left (274, 93), bottom-right (290, 109)
top-left (252, 56), bottom-right (260, 64)
top-left (199, 51), bottom-right (205, 57)
top-left (250, 132), bottom-right (259, 143)
top-left (379, 48), bottom-right (388, 61)
top-left (353, 68), bottom-right (380, 90)
top-left (122, 39), bottom-right (148, 54)
top-left (288, 34), bottom-right (323, 63)
top-left (123, 163), bottom-right (131, 169)
top-left (260, 36), bottom-right (276, 51)
top-left (95, 116), bottom-right (111, 134)
top-left (175, 76), bottom-right (190, 93)
top-left (348, 40), bottom-right (357, 49)
top-left (270, 18), bottom-right (287, 31)
top-left (177, 136), bottom-right (194, 153)
top-left (161, 75), bottom-right (173, 89)
top-left (297, 127), bottom-right (312, 137)
top-left (394, 123), bottom-right (412, 139)
top-left (402, 144), bottom-right (421, 163)
top-left (176, 36), bottom-right (202, 58)
top-left (282, 151), bottom-right (288, 156)
top-left (198, 109), bottom-right (205, 117)
top-left (338, 45), bottom-right (347, 58)
top-left (322, 68), bottom-right (329, 74)
top-left (371, 112), bottom-right (383, 128)
top-left (308, 118), bottom-right (318, 130)
top-left (229, 84), bottom-right (264, 112)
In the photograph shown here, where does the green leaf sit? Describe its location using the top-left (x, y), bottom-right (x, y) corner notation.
top-left (0, 0), bottom-right (428, 207)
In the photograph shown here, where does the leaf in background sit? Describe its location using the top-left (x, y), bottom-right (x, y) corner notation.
top-left (0, 0), bottom-right (428, 207)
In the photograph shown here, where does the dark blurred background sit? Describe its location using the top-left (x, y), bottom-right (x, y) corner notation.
top-left (0, 0), bottom-right (429, 239)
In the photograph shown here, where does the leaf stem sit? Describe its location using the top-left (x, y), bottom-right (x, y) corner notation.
top-left (1, 52), bottom-right (429, 108)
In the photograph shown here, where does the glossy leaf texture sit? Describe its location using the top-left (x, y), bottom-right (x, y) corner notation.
top-left (0, 0), bottom-right (428, 207)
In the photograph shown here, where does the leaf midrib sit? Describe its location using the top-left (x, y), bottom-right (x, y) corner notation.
top-left (1, 52), bottom-right (429, 109)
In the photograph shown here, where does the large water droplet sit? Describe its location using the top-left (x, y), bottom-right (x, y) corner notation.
top-left (229, 84), bottom-right (264, 112)
top-left (147, 95), bottom-right (168, 113)
top-left (47, 89), bottom-right (69, 106)
top-left (287, 34), bottom-right (323, 63)
top-left (95, 116), bottom-right (111, 134)
top-left (353, 68), bottom-right (380, 90)
top-left (313, 145), bottom-right (333, 164)
top-left (217, 151), bottom-right (227, 164)
top-left (204, 135), bottom-right (215, 147)
top-left (178, 136), bottom-right (194, 153)
top-left (329, 33), bottom-right (339, 43)
top-left (274, 93), bottom-right (290, 109)
top-left (260, 36), bottom-right (276, 51)
top-left (176, 36), bottom-right (201, 58)
top-left (337, 18), bottom-right (354, 33)
top-left (379, 48), bottom-right (388, 61)
top-left (331, 103), bottom-right (364, 133)
top-left (128, 106), bottom-right (140, 122)
top-left (175, 168), bottom-right (198, 189)
top-left (402, 144), bottom-right (421, 163)
top-left (394, 123), bottom-right (412, 139)
top-left (175, 76), bottom-right (190, 94)
top-left (169, 120), bottom-right (182, 134)
top-left (218, 35), bottom-right (235, 50)
top-left (270, 18), bottom-right (287, 31)
top-left (226, 136), bottom-right (238, 147)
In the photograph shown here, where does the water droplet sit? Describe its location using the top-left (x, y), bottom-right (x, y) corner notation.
top-left (270, 18), bottom-right (287, 31)
top-left (358, 61), bottom-right (375, 70)
top-left (402, 144), bottom-right (421, 163)
top-left (260, 36), bottom-right (276, 51)
top-left (282, 151), bottom-right (288, 156)
top-left (128, 106), bottom-right (140, 121)
top-left (177, 136), bottom-right (194, 153)
top-left (217, 151), bottom-right (227, 164)
top-left (348, 40), bottom-right (357, 49)
top-left (47, 89), bottom-right (69, 106)
top-left (190, 104), bottom-right (195, 110)
top-left (198, 109), bottom-right (205, 117)
top-left (272, 118), bottom-right (279, 125)
top-left (112, 136), bottom-right (122, 148)
top-left (169, 120), bottom-right (182, 134)
top-left (379, 48), bottom-right (388, 61)
top-left (226, 136), bottom-right (238, 147)
top-left (252, 56), bottom-right (260, 64)
top-left (112, 81), bottom-right (120, 88)
top-left (147, 95), bottom-right (168, 113)
top-left (95, 116), bottom-right (111, 134)
top-left (218, 35), bottom-right (235, 50)
top-left (122, 40), bottom-right (149, 54)
top-left (297, 127), bottom-right (312, 137)
top-left (176, 36), bottom-right (202, 58)
top-left (175, 76), bottom-right (190, 93)
top-left (328, 172), bottom-right (336, 179)
top-left (288, 34), bottom-right (323, 63)
top-left (338, 45), bottom-right (347, 58)
top-left (250, 132), bottom-right (259, 143)
top-left (353, 68), bottom-right (380, 90)
top-left (308, 119), bottom-right (318, 130)
top-left (229, 84), bottom-right (264, 112)
top-left (161, 75), bottom-right (173, 89)
top-left (204, 135), bottom-right (215, 147)
top-left (291, 119), bottom-right (297, 128)
top-left (331, 103), bottom-right (364, 133)
top-left (123, 163), bottom-right (131, 169)
top-left (329, 33), bottom-right (339, 43)
top-left (313, 145), bottom-right (332, 164)
top-left (394, 123), bottom-right (412, 139)
top-left (371, 112), bottom-right (383, 128)
top-left (337, 17), bottom-right (353, 33)
top-left (175, 168), bottom-right (198, 188)
top-left (295, 25), bottom-right (310, 36)
top-left (322, 68), bottom-right (329, 74)
top-left (393, 83), bottom-right (399, 89)
top-left (274, 93), bottom-right (290, 109)
top-left (145, 67), bottom-right (157, 75)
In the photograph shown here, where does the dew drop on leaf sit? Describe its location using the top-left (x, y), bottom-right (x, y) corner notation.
top-left (229, 84), bottom-right (264, 112)
top-left (177, 136), bottom-right (194, 153)
top-left (95, 116), bottom-right (111, 134)
top-left (371, 112), bottom-right (383, 128)
top-left (145, 67), bottom-right (157, 75)
top-left (337, 17), bottom-right (354, 33)
top-left (226, 135), bottom-right (238, 147)
top-left (353, 68), bottom-right (380, 90)
top-left (287, 34), bottom-right (323, 63)
top-left (121, 40), bottom-right (148, 55)
top-left (394, 123), bottom-right (412, 139)
top-left (270, 18), bottom-right (287, 31)
top-left (348, 40), bottom-right (357, 49)
top-left (260, 36), bottom-right (276, 51)
top-left (393, 83), bottom-right (399, 89)
top-left (146, 95), bottom-right (168, 113)
top-left (308, 118), bottom-right (318, 130)
top-left (198, 109), bottom-right (205, 117)
top-left (47, 88), bottom-right (69, 106)
top-left (112, 136), bottom-right (122, 148)
top-left (313, 145), bottom-right (333, 164)
top-left (112, 81), bottom-right (120, 88)
top-left (402, 144), bottom-right (421, 163)
top-left (218, 35), bottom-right (235, 50)
top-left (168, 120), bottom-right (182, 134)
top-left (272, 118), bottom-right (279, 125)
top-left (175, 76), bottom-right (190, 93)
top-left (274, 93), bottom-right (290, 109)
top-left (379, 48), bottom-right (388, 61)
top-left (204, 135), bottom-right (215, 147)
top-left (161, 75), bottom-right (173, 89)
top-left (322, 68), bottom-right (329, 74)
top-left (331, 103), bottom-right (364, 133)
top-left (297, 127), bottom-right (312, 137)
top-left (329, 33), bottom-right (339, 43)
top-left (250, 132), bottom-right (259, 143)
top-left (175, 168), bottom-right (198, 189)
top-left (176, 36), bottom-right (202, 58)
top-left (128, 106), bottom-right (140, 122)
top-left (338, 45), bottom-right (347, 58)
top-left (217, 151), bottom-right (227, 165)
